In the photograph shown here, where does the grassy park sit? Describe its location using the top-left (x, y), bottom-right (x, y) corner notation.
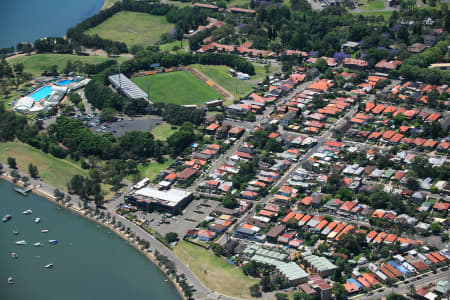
top-left (354, 10), bottom-right (393, 20)
top-left (7, 54), bottom-right (128, 78)
top-left (85, 12), bottom-right (174, 47)
top-left (132, 71), bottom-right (223, 105)
top-left (0, 142), bottom-right (88, 191)
top-left (191, 64), bottom-right (266, 99)
top-left (174, 241), bottom-right (258, 298)
top-left (360, 0), bottom-right (385, 10)
top-left (151, 122), bottom-right (177, 141)
top-left (135, 159), bottom-right (174, 181)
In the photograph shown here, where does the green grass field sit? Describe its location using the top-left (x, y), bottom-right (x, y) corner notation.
top-left (137, 159), bottom-right (174, 181)
top-left (85, 12), bottom-right (174, 47)
top-left (7, 54), bottom-right (128, 78)
top-left (158, 40), bottom-right (189, 53)
top-left (354, 10), bottom-right (393, 20)
top-left (0, 142), bottom-right (88, 191)
top-left (361, 0), bottom-right (385, 10)
top-left (191, 64), bottom-right (266, 99)
top-left (174, 241), bottom-right (258, 298)
top-left (132, 71), bottom-right (223, 105)
top-left (151, 122), bottom-right (177, 141)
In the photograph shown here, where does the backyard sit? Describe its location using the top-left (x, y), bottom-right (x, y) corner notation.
top-left (174, 241), bottom-right (258, 298)
top-left (191, 64), bottom-right (266, 100)
top-left (85, 11), bottom-right (174, 47)
top-left (358, 0), bottom-right (386, 10)
top-left (132, 71), bottom-right (223, 105)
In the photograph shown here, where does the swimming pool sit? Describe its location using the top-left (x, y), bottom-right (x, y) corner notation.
top-left (57, 79), bottom-right (73, 86)
top-left (28, 86), bottom-right (52, 101)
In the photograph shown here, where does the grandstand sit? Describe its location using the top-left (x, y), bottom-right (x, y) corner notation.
top-left (109, 73), bottom-right (148, 100)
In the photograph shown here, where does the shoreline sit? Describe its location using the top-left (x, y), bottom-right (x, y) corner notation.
top-left (0, 174), bottom-right (187, 300)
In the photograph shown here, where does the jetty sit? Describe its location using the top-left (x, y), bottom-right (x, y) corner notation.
top-left (15, 186), bottom-right (32, 196)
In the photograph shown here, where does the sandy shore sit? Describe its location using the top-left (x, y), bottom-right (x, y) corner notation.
top-left (0, 174), bottom-right (187, 300)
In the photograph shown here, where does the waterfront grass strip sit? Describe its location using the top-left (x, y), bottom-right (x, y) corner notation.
top-left (85, 11), bottom-right (174, 47)
top-left (174, 241), bottom-right (258, 298)
top-left (0, 142), bottom-right (88, 191)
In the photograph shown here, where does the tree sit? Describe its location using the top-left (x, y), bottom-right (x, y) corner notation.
top-left (249, 283), bottom-right (262, 297)
top-left (275, 293), bottom-right (288, 300)
top-left (165, 232), bottom-right (178, 243)
top-left (94, 192), bottom-right (104, 208)
top-left (11, 170), bottom-right (20, 184)
top-left (21, 176), bottom-right (29, 186)
top-left (28, 163), bottom-right (39, 178)
top-left (211, 243), bottom-right (226, 256)
top-left (441, 233), bottom-right (449, 242)
top-left (406, 175), bottom-right (420, 191)
top-left (430, 222), bottom-right (441, 234)
top-left (315, 58), bottom-right (328, 73)
top-left (222, 193), bottom-right (238, 209)
top-left (7, 157), bottom-right (17, 169)
top-left (332, 282), bottom-right (348, 300)
top-left (99, 107), bottom-right (117, 122)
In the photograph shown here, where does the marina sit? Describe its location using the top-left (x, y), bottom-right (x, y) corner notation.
top-left (0, 180), bottom-right (181, 300)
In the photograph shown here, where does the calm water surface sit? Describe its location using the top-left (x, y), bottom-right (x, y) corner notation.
top-left (0, 0), bottom-right (104, 48)
top-left (0, 180), bottom-right (181, 300)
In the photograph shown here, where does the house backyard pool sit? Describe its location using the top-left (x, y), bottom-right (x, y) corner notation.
top-left (28, 86), bottom-right (52, 101)
top-left (57, 79), bottom-right (73, 86)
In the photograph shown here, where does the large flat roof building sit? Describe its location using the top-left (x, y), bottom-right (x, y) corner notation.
top-left (109, 73), bottom-right (148, 99)
top-left (126, 187), bottom-right (193, 214)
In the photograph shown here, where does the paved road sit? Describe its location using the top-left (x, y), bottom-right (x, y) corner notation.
top-left (352, 268), bottom-right (450, 300)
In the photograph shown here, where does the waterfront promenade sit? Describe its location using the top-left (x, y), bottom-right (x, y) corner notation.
top-left (0, 165), bottom-right (252, 300)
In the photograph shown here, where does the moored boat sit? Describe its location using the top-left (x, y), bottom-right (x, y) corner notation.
top-left (34, 217), bottom-right (40, 223)
top-left (44, 264), bottom-right (54, 269)
top-left (41, 229), bottom-right (49, 233)
top-left (33, 242), bottom-right (42, 247)
top-left (16, 240), bottom-right (26, 245)
top-left (3, 214), bottom-right (12, 222)
top-left (12, 229), bottom-right (19, 235)
top-left (11, 252), bottom-right (18, 259)
top-left (8, 277), bottom-right (14, 284)
top-left (48, 240), bottom-right (58, 244)
top-left (23, 209), bottom-right (32, 215)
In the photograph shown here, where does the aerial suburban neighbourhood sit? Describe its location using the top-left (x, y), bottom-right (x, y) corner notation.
top-left (0, 0), bottom-right (449, 299)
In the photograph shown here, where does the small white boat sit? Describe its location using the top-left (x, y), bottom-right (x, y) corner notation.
top-left (34, 218), bottom-right (40, 223)
top-left (23, 209), bottom-right (32, 215)
top-left (11, 252), bottom-right (18, 259)
top-left (48, 240), bottom-right (58, 244)
top-left (33, 242), bottom-right (42, 247)
top-left (44, 264), bottom-right (54, 269)
top-left (41, 229), bottom-right (49, 233)
top-left (3, 214), bottom-right (12, 222)
top-left (16, 240), bottom-right (27, 245)
top-left (8, 277), bottom-right (14, 284)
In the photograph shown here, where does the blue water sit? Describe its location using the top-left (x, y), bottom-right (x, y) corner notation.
top-left (57, 80), bottom-right (73, 86)
top-left (0, 180), bottom-right (182, 300)
top-left (28, 86), bottom-right (52, 101)
top-left (0, 0), bottom-right (104, 48)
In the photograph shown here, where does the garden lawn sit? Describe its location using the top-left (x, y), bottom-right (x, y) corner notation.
top-left (174, 241), bottom-right (258, 298)
top-left (85, 11), bottom-right (174, 47)
top-left (7, 54), bottom-right (128, 78)
top-left (191, 64), bottom-right (265, 100)
top-left (0, 142), bottom-right (88, 191)
top-left (361, 0), bottom-right (384, 10)
top-left (136, 159), bottom-right (174, 181)
top-left (151, 122), bottom-right (176, 141)
top-left (132, 71), bottom-right (223, 105)
top-left (354, 10), bottom-right (392, 20)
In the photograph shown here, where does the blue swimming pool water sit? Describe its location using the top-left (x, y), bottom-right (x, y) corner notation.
top-left (57, 79), bottom-right (73, 86)
top-left (28, 86), bottom-right (52, 101)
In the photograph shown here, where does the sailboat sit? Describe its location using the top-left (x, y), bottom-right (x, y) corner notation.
top-left (34, 218), bottom-right (40, 223)
top-left (23, 209), bottom-right (32, 215)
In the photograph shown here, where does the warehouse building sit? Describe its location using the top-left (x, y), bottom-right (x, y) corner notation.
top-left (126, 187), bottom-right (193, 214)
